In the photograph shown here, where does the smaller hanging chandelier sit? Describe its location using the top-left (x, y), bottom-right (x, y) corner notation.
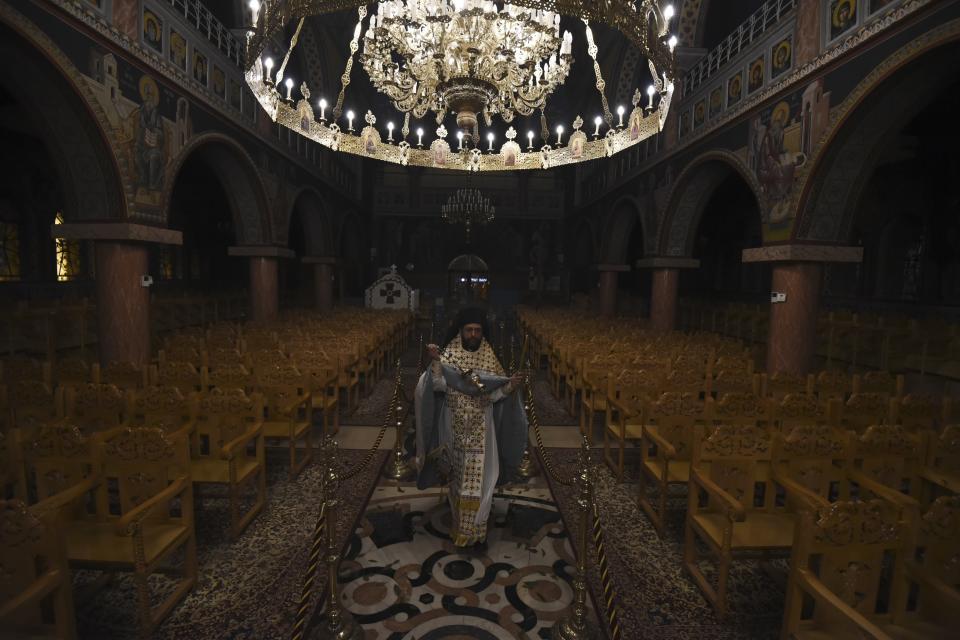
top-left (442, 187), bottom-right (495, 240)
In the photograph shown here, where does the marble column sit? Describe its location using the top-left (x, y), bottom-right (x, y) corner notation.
top-left (596, 265), bottom-right (629, 317)
top-left (636, 257), bottom-right (700, 332)
top-left (650, 268), bottom-right (679, 331)
top-left (303, 256), bottom-right (337, 313)
top-left (766, 262), bottom-right (822, 375)
top-left (249, 256), bottom-right (279, 323)
top-left (50, 222), bottom-right (182, 368)
top-left (229, 246), bottom-right (295, 323)
top-left (742, 244), bottom-right (863, 376)
top-left (96, 242), bottom-right (151, 366)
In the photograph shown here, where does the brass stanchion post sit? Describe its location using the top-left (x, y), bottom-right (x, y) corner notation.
top-left (383, 358), bottom-right (415, 481)
top-left (552, 435), bottom-right (596, 640)
top-left (320, 436), bottom-right (362, 640)
top-left (516, 358), bottom-right (540, 479)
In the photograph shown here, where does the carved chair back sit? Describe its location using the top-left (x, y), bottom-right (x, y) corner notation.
top-left (193, 388), bottom-right (262, 460)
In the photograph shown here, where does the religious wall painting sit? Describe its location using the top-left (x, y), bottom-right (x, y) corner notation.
top-left (708, 86), bottom-right (723, 119)
top-left (212, 65), bottom-right (226, 100)
top-left (113, 0), bottom-right (139, 39)
top-left (748, 55), bottom-right (765, 94)
top-left (169, 29), bottom-right (187, 71)
top-left (678, 109), bottom-right (690, 137)
top-left (192, 49), bottom-right (208, 87)
top-left (142, 7), bottom-right (163, 54)
top-left (727, 71), bottom-right (743, 108)
top-left (748, 89), bottom-right (806, 239)
top-left (430, 127), bottom-right (450, 167)
top-left (771, 36), bottom-right (792, 79)
top-left (132, 74), bottom-right (168, 206)
top-left (693, 99), bottom-right (705, 128)
top-left (830, 0), bottom-right (857, 41)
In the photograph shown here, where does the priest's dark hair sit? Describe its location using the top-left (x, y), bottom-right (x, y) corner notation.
top-left (443, 306), bottom-right (490, 348)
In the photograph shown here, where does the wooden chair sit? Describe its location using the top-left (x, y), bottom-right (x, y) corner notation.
top-left (51, 427), bottom-right (196, 635)
top-left (290, 353), bottom-right (340, 436)
top-left (191, 388), bottom-right (266, 539)
top-left (832, 392), bottom-right (891, 434)
top-left (851, 425), bottom-right (931, 524)
top-left (126, 386), bottom-right (197, 438)
top-left (853, 370), bottom-right (904, 398)
top-left (53, 357), bottom-right (93, 388)
top-left (761, 372), bottom-right (813, 400)
top-left (814, 370), bottom-right (852, 404)
top-left (684, 424), bottom-right (808, 617)
top-left (255, 364), bottom-right (313, 478)
top-left (602, 369), bottom-right (661, 466)
top-left (206, 363), bottom-right (253, 393)
top-left (664, 367), bottom-right (707, 397)
top-left (63, 383), bottom-right (125, 433)
top-left (9, 380), bottom-right (61, 430)
top-left (771, 393), bottom-right (825, 432)
top-left (924, 425), bottom-right (960, 495)
top-left (206, 347), bottom-right (244, 369)
top-left (890, 394), bottom-right (944, 433)
top-left (710, 370), bottom-right (759, 398)
top-left (151, 360), bottom-right (204, 396)
top-left (97, 361), bottom-right (148, 390)
top-left (712, 391), bottom-right (768, 427)
top-left (14, 422), bottom-right (96, 508)
top-left (772, 424), bottom-right (851, 508)
top-left (0, 499), bottom-right (76, 639)
top-left (781, 499), bottom-right (910, 639)
top-left (580, 364), bottom-right (620, 441)
top-left (158, 345), bottom-right (202, 367)
top-left (638, 392), bottom-right (709, 535)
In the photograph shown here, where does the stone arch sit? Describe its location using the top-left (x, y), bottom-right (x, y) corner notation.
top-left (658, 150), bottom-right (763, 256)
top-left (678, 0), bottom-right (708, 47)
top-left (793, 20), bottom-right (960, 243)
top-left (0, 10), bottom-right (129, 221)
top-left (602, 196), bottom-right (646, 264)
top-left (288, 187), bottom-right (333, 256)
top-left (162, 133), bottom-right (272, 244)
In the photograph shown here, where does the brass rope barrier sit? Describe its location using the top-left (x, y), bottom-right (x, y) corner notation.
top-left (524, 372), bottom-right (573, 487)
top-left (553, 435), bottom-right (593, 640)
top-left (339, 360), bottom-right (402, 482)
top-left (590, 499), bottom-right (623, 640)
top-left (290, 500), bottom-right (327, 640)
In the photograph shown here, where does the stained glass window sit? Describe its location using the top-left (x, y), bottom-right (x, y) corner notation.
top-left (54, 212), bottom-right (81, 281)
top-left (0, 222), bottom-right (20, 281)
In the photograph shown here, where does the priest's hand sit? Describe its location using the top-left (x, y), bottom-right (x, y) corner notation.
top-left (509, 373), bottom-right (523, 387)
top-left (426, 343), bottom-right (441, 361)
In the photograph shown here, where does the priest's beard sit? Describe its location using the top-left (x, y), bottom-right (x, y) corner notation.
top-left (461, 332), bottom-right (482, 352)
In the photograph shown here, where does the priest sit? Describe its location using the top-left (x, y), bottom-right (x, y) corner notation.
top-left (414, 307), bottom-right (528, 547)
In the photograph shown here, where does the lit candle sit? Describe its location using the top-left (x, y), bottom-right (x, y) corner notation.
top-left (487, 132), bottom-right (494, 152)
top-left (387, 121), bottom-right (394, 142)
top-left (527, 130), bottom-right (534, 150)
top-left (668, 35), bottom-right (678, 52)
top-left (457, 131), bottom-right (464, 150)
top-left (263, 57), bottom-right (273, 83)
top-left (249, 0), bottom-right (260, 27)
top-left (593, 116), bottom-right (602, 137)
top-left (284, 77), bottom-right (294, 101)
top-left (416, 127), bottom-right (424, 147)
top-left (617, 105), bottom-right (625, 128)
top-left (346, 109), bottom-right (355, 131)
top-left (555, 124), bottom-right (564, 146)
top-left (317, 98), bottom-right (327, 121)
top-left (647, 85), bottom-right (656, 109)
top-left (664, 4), bottom-right (675, 21)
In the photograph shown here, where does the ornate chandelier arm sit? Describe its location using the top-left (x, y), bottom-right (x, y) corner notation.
top-left (334, 5), bottom-right (368, 120)
top-left (275, 16), bottom-right (305, 84)
top-left (582, 19), bottom-right (614, 128)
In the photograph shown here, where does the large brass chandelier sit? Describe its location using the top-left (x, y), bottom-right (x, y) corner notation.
top-left (245, 0), bottom-right (677, 172)
top-left (362, 0), bottom-right (573, 139)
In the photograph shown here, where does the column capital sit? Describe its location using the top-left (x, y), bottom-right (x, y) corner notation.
top-left (636, 257), bottom-right (700, 269)
top-left (228, 245), bottom-right (296, 259)
top-left (301, 256), bottom-right (338, 265)
top-left (742, 244), bottom-right (863, 263)
top-left (593, 263), bottom-right (630, 272)
top-left (51, 222), bottom-right (182, 245)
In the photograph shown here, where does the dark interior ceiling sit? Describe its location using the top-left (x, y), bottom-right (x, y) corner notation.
top-left (700, 0), bottom-right (768, 50)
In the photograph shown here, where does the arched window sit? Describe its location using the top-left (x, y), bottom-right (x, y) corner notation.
top-left (54, 212), bottom-right (80, 281)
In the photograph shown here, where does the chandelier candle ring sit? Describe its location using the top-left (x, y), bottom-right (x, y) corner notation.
top-left (246, 0), bottom-right (677, 172)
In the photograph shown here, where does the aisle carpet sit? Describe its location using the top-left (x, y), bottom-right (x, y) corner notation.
top-left (543, 447), bottom-right (784, 640)
top-left (74, 449), bottom-right (388, 640)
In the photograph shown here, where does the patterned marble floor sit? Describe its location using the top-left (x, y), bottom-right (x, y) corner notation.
top-left (338, 476), bottom-right (599, 640)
